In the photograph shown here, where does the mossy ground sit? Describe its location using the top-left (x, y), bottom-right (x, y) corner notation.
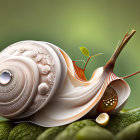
top-left (0, 107), bottom-right (140, 140)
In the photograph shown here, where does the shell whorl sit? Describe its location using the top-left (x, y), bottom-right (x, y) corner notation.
top-left (0, 56), bottom-right (39, 118)
top-left (0, 41), bottom-right (66, 119)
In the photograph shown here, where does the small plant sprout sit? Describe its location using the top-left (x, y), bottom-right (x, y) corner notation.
top-left (80, 47), bottom-right (103, 70)
top-left (72, 46), bottom-right (102, 81)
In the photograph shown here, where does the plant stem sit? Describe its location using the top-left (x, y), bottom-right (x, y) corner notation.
top-left (121, 71), bottom-right (140, 79)
top-left (74, 60), bottom-right (86, 64)
top-left (84, 56), bottom-right (91, 70)
top-left (105, 29), bottom-right (136, 70)
top-left (83, 53), bottom-right (103, 71)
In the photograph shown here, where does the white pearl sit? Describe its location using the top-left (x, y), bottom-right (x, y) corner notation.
top-left (42, 65), bottom-right (50, 75)
top-left (38, 83), bottom-right (49, 95)
top-left (30, 52), bottom-right (37, 58)
top-left (36, 55), bottom-right (42, 62)
top-left (41, 58), bottom-right (48, 65)
top-left (23, 51), bottom-right (36, 58)
top-left (37, 64), bottom-right (51, 75)
top-left (19, 48), bottom-right (25, 53)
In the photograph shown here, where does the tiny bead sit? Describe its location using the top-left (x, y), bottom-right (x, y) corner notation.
top-left (38, 83), bottom-right (49, 95)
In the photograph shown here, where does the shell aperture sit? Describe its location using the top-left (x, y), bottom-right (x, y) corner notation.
top-left (97, 86), bottom-right (118, 113)
top-left (0, 30), bottom-right (139, 127)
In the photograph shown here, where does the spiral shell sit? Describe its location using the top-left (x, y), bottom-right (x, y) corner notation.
top-left (0, 41), bottom-right (67, 119)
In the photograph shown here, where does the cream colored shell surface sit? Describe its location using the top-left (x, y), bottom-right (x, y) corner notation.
top-left (0, 41), bottom-right (67, 119)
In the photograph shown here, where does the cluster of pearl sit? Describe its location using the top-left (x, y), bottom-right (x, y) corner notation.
top-left (102, 86), bottom-right (118, 107)
top-left (10, 42), bottom-right (56, 96)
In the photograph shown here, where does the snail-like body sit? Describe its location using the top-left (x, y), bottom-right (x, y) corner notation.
top-left (0, 30), bottom-right (139, 127)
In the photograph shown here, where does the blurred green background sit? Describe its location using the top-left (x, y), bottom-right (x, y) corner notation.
top-left (0, 0), bottom-right (139, 118)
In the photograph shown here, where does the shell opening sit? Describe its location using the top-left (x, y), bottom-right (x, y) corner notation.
top-left (97, 86), bottom-right (118, 113)
top-left (104, 79), bottom-right (130, 114)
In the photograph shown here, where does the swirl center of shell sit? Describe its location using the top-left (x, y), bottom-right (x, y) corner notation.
top-left (0, 70), bottom-right (12, 85)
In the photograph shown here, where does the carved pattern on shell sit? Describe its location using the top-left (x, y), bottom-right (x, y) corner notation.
top-left (0, 41), bottom-right (56, 118)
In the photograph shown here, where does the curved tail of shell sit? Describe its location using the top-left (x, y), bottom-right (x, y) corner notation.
top-left (29, 30), bottom-right (138, 127)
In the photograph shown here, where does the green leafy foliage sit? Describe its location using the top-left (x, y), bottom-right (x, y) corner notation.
top-left (80, 47), bottom-right (90, 57)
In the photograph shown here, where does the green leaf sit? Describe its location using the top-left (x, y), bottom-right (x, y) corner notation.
top-left (80, 47), bottom-right (90, 57)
